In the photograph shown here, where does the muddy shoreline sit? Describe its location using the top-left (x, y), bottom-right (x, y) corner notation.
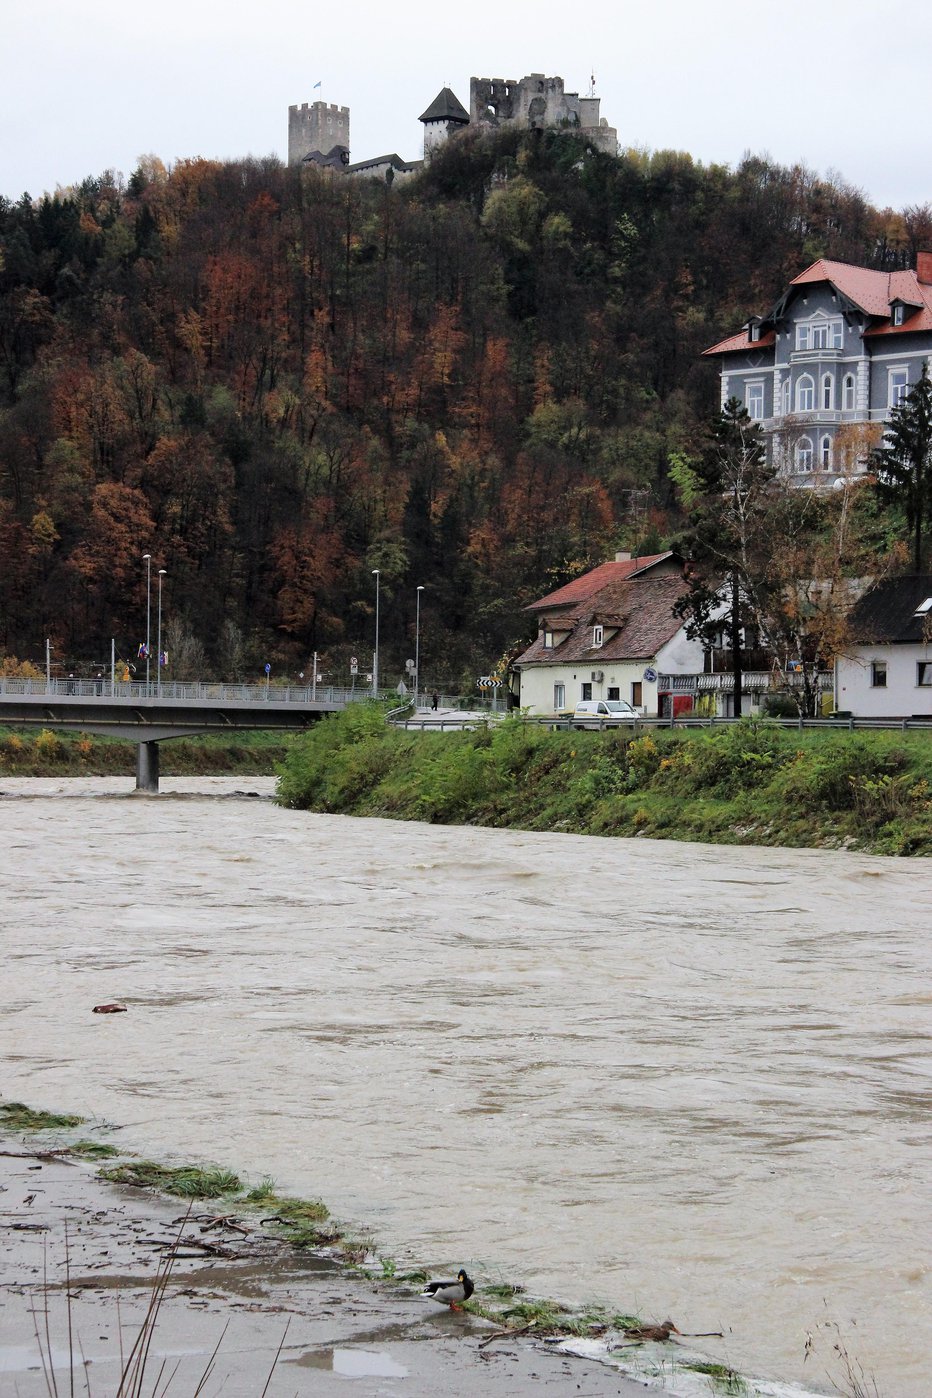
top-left (0, 1142), bottom-right (648, 1396)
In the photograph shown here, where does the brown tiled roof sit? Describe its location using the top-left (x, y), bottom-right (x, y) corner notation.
top-left (702, 328), bottom-right (776, 356)
top-left (849, 575), bottom-right (932, 644)
top-left (526, 553), bottom-right (674, 610)
top-left (516, 573), bottom-right (689, 666)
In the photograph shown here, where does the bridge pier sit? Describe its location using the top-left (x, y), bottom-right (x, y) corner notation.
top-left (135, 740), bottom-right (160, 793)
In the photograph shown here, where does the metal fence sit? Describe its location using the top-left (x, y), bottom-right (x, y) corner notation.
top-left (531, 714), bottom-right (932, 733)
top-left (0, 677), bottom-right (495, 711)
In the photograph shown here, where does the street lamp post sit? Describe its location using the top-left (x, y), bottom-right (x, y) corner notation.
top-left (143, 553), bottom-right (152, 692)
top-left (415, 585), bottom-right (425, 709)
top-left (372, 569), bottom-right (380, 698)
top-left (156, 570), bottom-right (166, 696)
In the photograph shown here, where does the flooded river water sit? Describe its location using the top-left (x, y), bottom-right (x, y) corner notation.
top-left (1, 777), bottom-right (930, 1395)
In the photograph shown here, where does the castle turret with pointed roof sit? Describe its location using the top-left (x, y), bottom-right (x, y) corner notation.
top-left (419, 87), bottom-right (470, 159)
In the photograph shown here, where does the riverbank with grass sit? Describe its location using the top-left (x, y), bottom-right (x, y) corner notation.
top-left (0, 1100), bottom-right (712, 1397)
top-left (0, 726), bottom-right (288, 777)
top-left (276, 707), bottom-right (932, 856)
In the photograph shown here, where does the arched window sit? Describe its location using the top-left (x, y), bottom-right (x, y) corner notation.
top-left (796, 374), bottom-right (815, 413)
top-left (820, 435), bottom-right (833, 470)
top-left (842, 374), bottom-right (855, 411)
top-left (821, 374), bottom-right (833, 410)
top-left (795, 436), bottom-right (814, 472)
top-left (781, 377), bottom-right (790, 417)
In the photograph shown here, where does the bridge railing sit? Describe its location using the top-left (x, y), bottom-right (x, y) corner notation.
top-left (0, 677), bottom-right (377, 705)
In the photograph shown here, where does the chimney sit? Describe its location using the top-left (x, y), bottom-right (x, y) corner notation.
top-left (917, 251), bottom-right (932, 285)
top-left (615, 550), bottom-right (632, 562)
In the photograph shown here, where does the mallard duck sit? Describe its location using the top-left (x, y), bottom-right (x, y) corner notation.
top-left (623, 1319), bottom-right (680, 1342)
top-left (423, 1268), bottom-right (474, 1310)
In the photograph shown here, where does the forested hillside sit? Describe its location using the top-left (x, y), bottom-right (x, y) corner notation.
top-left (1, 129), bottom-right (927, 686)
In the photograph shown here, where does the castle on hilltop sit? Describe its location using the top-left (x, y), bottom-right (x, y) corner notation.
top-left (287, 74), bottom-right (618, 182)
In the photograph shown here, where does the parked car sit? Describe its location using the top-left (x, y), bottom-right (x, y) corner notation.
top-left (572, 699), bottom-right (640, 727)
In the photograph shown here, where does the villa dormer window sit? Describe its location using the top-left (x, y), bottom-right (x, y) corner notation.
top-left (749, 323), bottom-right (761, 343)
top-left (543, 630), bottom-right (554, 649)
top-left (592, 625), bottom-right (604, 648)
top-left (892, 304), bottom-right (905, 326)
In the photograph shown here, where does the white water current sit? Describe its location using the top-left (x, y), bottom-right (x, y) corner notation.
top-left (1, 776), bottom-right (929, 1395)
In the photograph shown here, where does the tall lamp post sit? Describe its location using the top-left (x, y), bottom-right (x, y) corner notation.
top-left (372, 569), bottom-right (380, 698)
top-left (143, 553), bottom-right (152, 692)
top-left (156, 569), bottom-right (167, 696)
top-left (415, 585), bottom-right (425, 709)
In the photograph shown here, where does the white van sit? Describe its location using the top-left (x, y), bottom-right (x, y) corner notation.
top-left (572, 699), bottom-right (639, 726)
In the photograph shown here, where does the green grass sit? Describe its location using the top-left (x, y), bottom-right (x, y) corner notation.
top-left (66, 1140), bottom-right (120, 1159)
top-left (681, 1360), bottom-right (749, 1395)
top-left (241, 1180), bottom-right (332, 1247)
top-left (275, 710), bottom-right (932, 856)
top-left (100, 1160), bottom-right (242, 1198)
top-left (0, 1101), bottom-right (85, 1130)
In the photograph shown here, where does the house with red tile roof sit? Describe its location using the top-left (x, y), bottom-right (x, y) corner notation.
top-left (703, 254), bottom-right (932, 488)
top-left (513, 551), bottom-right (707, 716)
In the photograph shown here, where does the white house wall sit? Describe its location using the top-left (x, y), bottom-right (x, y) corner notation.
top-left (835, 645), bottom-right (932, 717)
top-left (518, 628), bottom-right (705, 716)
top-left (517, 662), bottom-right (653, 714)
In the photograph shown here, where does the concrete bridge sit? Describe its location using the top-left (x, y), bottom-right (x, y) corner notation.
top-left (0, 678), bottom-right (363, 791)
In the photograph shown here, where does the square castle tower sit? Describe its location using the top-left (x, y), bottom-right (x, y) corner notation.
top-left (288, 100), bottom-right (350, 165)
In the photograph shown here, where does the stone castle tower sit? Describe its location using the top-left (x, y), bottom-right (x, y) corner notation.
top-left (288, 100), bottom-right (350, 165)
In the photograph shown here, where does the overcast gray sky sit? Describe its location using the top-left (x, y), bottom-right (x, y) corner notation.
top-left (3, 0), bottom-right (930, 211)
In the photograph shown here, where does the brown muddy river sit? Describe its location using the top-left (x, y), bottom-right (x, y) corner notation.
top-left (1, 776), bottom-right (929, 1396)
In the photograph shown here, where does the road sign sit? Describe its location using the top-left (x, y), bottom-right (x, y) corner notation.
top-left (643, 666), bottom-right (658, 683)
top-left (264, 663), bottom-right (271, 675)
top-left (350, 657), bottom-right (359, 674)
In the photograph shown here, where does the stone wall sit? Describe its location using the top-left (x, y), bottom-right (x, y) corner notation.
top-left (469, 74), bottom-right (617, 153)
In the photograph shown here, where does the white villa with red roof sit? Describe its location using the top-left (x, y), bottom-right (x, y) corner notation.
top-left (703, 253), bottom-right (932, 486)
top-left (513, 551), bottom-right (706, 717)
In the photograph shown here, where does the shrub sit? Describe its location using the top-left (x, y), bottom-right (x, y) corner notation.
top-left (34, 729), bottom-right (63, 762)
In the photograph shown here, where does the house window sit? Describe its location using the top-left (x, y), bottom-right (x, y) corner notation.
top-left (543, 630), bottom-right (554, 649)
top-left (749, 323), bottom-right (761, 342)
top-left (796, 374), bottom-right (815, 412)
top-left (607, 686), bottom-right (620, 700)
top-left (631, 681), bottom-right (643, 707)
top-left (795, 435), bottom-right (814, 471)
top-left (781, 377), bottom-right (790, 416)
top-left (842, 374), bottom-right (855, 411)
top-left (820, 435), bottom-right (833, 470)
top-left (821, 374), bottom-right (833, 410)
top-left (796, 319), bottom-right (843, 351)
top-left (746, 382), bottom-right (764, 419)
top-left (889, 367), bottom-right (909, 408)
top-left (581, 682), bottom-right (592, 701)
top-left (554, 682), bottom-right (566, 710)
top-left (592, 625), bottom-right (604, 648)
top-left (918, 663), bottom-right (932, 686)
top-left (892, 304), bottom-right (905, 326)
top-left (871, 661), bottom-right (887, 688)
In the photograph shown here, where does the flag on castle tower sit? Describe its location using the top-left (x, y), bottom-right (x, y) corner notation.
top-left (313, 80), bottom-right (321, 89)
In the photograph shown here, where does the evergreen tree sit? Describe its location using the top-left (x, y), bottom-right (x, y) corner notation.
top-left (672, 397), bottom-right (773, 716)
top-left (870, 362), bottom-right (932, 573)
